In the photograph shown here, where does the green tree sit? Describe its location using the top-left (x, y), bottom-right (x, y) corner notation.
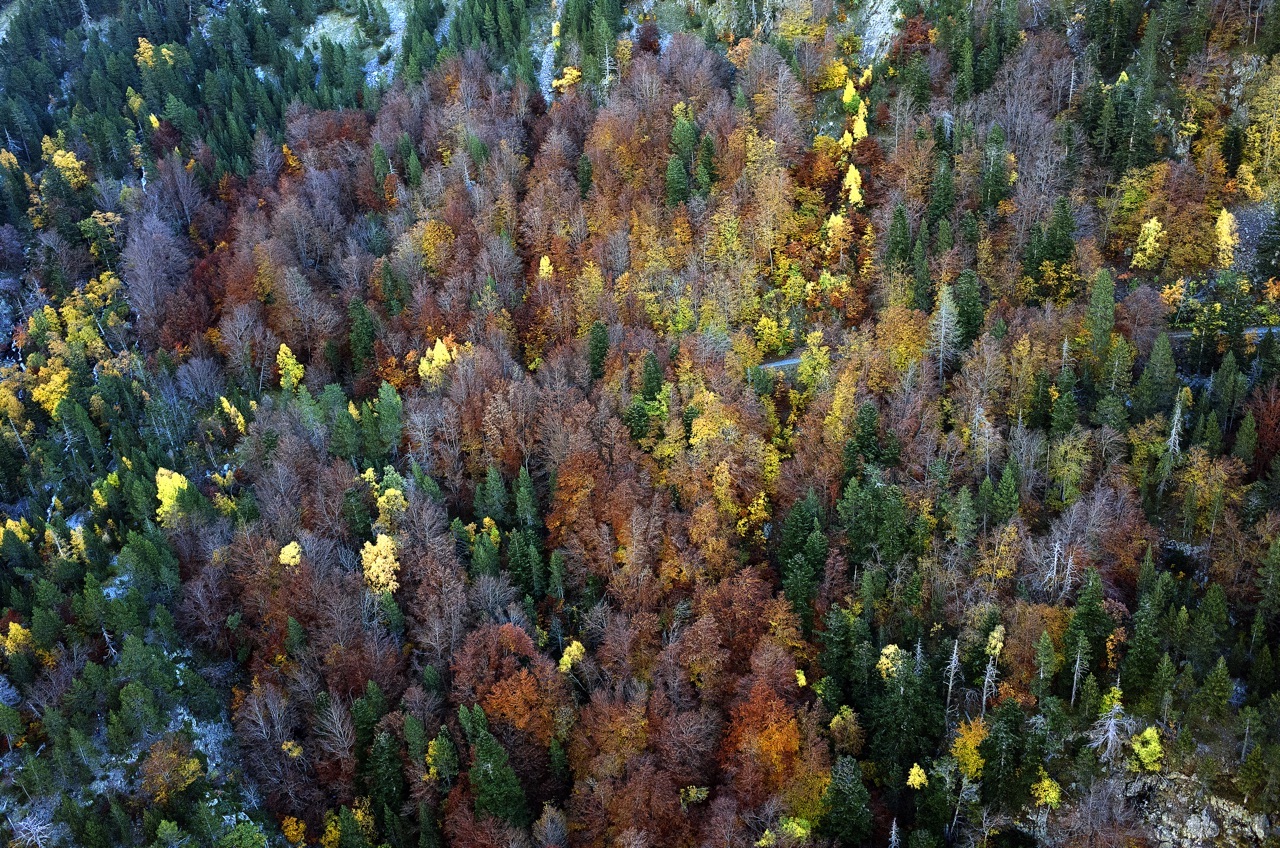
top-left (588, 321), bottom-right (609, 380)
top-left (954, 269), bottom-right (984, 346)
top-left (349, 300), bottom-right (377, 374)
top-left (1133, 333), bottom-right (1178, 419)
top-left (459, 705), bottom-right (529, 826)
top-left (665, 155), bottom-right (689, 206)
top-left (888, 203), bottom-right (911, 268)
top-left (823, 756), bottom-right (872, 846)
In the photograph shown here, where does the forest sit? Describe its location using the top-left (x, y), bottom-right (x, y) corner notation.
top-left (1, 0), bottom-right (1280, 844)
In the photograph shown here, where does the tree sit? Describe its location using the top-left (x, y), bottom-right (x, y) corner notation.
top-left (1132, 217), bottom-right (1166, 272)
top-left (460, 705), bottom-right (529, 827)
top-left (1043, 198), bottom-right (1076, 264)
top-left (1133, 334), bottom-right (1178, 419)
top-left (931, 284), bottom-right (961, 384)
top-left (888, 203), bottom-right (911, 268)
top-left (1247, 60), bottom-right (1280, 188)
top-left (665, 155), bottom-right (689, 206)
top-left (1254, 203), bottom-right (1280, 283)
top-left (823, 756), bottom-right (872, 846)
top-left (1216, 209), bottom-right (1239, 270)
top-left (587, 321), bottom-right (608, 379)
top-left (954, 269), bottom-right (984, 346)
top-left (349, 300), bottom-right (377, 374)
top-left (1084, 270), bottom-right (1116, 376)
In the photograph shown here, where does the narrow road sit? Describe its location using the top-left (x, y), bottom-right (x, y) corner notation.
top-left (1167, 326), bottom-right (1275, 342)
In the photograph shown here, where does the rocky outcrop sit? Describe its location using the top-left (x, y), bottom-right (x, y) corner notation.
top-left (1129, 773), bottom-right (1274, 848)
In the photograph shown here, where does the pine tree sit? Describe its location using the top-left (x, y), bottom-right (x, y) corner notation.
top-left (640, 351), bottom-right (663, 401)
top-left (1043, 198), bottom-right (1076, 264)
top-left (349, 300), bottom-right (377, 374)
top-left (1033, 629), bottom-right (1059, 699)
top-left (513, 465), bottom-right (538, 530)
top-left (912, 226), bottom-right (932, 311)
top-left (1084, 270), bottom-right (1116, 375)
top-left (980, 125), bottom-right (1010, 212)
top-left (956, 38), bottom-right (975, 100)
top-left (1213, 351), bottom-right (1246, 428)
top-left (977, 475), bottom-right (995, 533)
top-left (473, 465), bottom-right (510, 524)
top-left (694, 134), bottom-right (717, 196)
top-left (368, 731), bottom-right (406, 829)
top-left (931, 284), bottom-right (961, 384)
top-left (1190, 657), bottom-right (1233, 726)
top-left (1064, 569), bottom-right (1111, 667)
top-left (949, 486), bottom-right (977, 549)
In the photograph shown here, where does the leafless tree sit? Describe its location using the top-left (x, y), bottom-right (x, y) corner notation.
top-left (121, 211), bottom-right (190, 337)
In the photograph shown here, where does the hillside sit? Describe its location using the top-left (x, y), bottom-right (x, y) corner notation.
top-left (1, 0), bottom-right (1280, 846)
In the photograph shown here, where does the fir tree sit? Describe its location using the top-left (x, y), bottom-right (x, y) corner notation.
top-left (823, 756), bottom-right (873, 846)
top-left (665, 155), bottom-right (689, 206)
top-left (1133, 333), bottom-right (1178, 419)
top-left (954, 269), bottom-right (984, 345)
top-left (460, 705), bottom-right (529, 827)
top-left (888, 203), bottom-right (911, 268)
top-left (588, 321), bottom-right (609, 379)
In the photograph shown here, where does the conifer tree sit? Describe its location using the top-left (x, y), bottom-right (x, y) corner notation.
top-left (1133, 333), bottom-right (1178, 419)
top-left (459, 705), bottom-right (529, 827)
top-left (823, 756), bottom-right (873, 846)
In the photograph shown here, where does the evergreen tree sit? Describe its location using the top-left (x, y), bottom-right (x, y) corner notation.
top-left (979, 125), bottom-right (1010, 212)
top-left (577, 153), bottom-right (592, 198)
top-left (513, 465), bottom-right (538, 530)
top-left (1050, 367), bottom-right (1079, 437)
top-left (1063, 569), bottom-right (1111, 669)
top-left (956, 38), bottom-right (975, 100)
top-left (459, 705), bottom-right (529, 827)
top-left (1084, 270), bottom-right (1116, 375)
top-left (588, 321), bottom-right (609, 379)
top-left (823, 756), bottom-right (873, 846)
top-left (349, 300), bottom-right (378, 374)
top-left (912, 227), bottom-right (932, 312)
top-left (474, 465), bottom-right (510, 524)
top-left (888, 203), bottom-right (911, 268)
top-left (640, 351), bottom-right (663, 401)
top-left (665, 155), bottom-right (689, 206)
top-left (954, 269), bottom-right (984, 346)
top-left (1043, 198), bottom-right (1076, 264)
top-left (1133, 333), bottom-right (1178, 419)
top-left (928, 160), bottom-right (955, 224)
top-left (994, 461), bottom-right (1020, 523)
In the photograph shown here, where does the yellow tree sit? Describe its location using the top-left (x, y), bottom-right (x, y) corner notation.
top-left (1132, 217), bottom-right (1166, 272)
top-left (1215, 209), bottom-right (1238, 270)
top-left (362, 533), bottom-right (401, 593)
top-left (1246, 58), bottom-right (1280, 187)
